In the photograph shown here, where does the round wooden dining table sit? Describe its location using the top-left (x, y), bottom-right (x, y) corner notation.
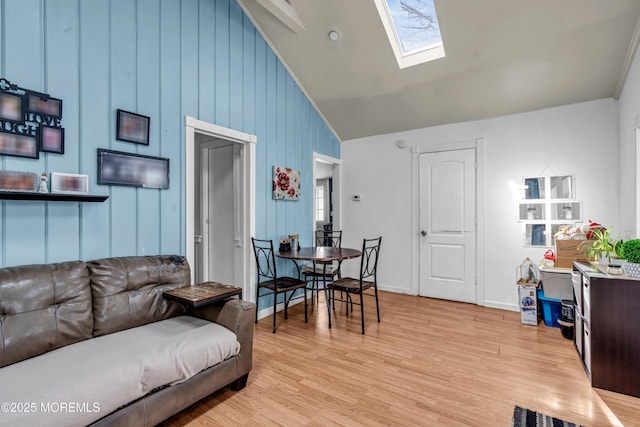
top-left (276, 246), bottom-right (362, 320)
top-left (276, 246), bottom-right (361, 263)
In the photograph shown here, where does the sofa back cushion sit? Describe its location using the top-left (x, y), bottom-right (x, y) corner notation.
top-left (0, 261), bottom-right (92, 367)
top-left (88, 255), bottom-right (189, 337)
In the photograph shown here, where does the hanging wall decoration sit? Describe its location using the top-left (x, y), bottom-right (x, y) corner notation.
top-left (0, 78), bottom-right (64, 158)
top-left (97, 149), bottom-right (169, 189)
top-left (272, 166), bottom-right (300, 200)
top-left (116, 109), bottom-right (150, 145)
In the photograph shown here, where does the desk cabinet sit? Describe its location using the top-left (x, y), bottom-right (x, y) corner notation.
top-left (572, 262), bottom-right (640, 397)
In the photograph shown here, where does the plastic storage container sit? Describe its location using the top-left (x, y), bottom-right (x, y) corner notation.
top-left (537, 288), bottom-right (562, 328)
top-left (540, 269), bottom-right (573, 300)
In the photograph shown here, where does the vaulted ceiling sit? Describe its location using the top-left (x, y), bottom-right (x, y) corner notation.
top-left (237, 0), bottom-right (640, 141)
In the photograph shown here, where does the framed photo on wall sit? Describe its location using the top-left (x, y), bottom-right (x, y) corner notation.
top-left (97, 149), bottom-right (169, 189)
top-left (39, 125), bottom-right (65, 154)
top-left (0, 92), bottom-right (25, 122)
top-left (26, 92), bottom-right (63, 118)
top-left (0, 130), bottom-right (39, 159)
top-left (116, 109), bottom-right (150, 145)
top-left (0, 170), bottom-right (37, 192)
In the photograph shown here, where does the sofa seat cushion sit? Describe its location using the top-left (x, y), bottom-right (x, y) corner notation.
top-left (0, 316), bottom-right (240, 427)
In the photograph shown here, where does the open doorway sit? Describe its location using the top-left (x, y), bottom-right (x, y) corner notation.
top-left (194, 137), bottom-right (237, 284)
top-left (185, 117), bottom-right (256, 298)
top-left (312, 152), bottom-right (341, 240)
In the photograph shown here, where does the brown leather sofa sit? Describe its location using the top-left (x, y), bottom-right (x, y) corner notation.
top-left (0, 255), bottom-right (255, 427)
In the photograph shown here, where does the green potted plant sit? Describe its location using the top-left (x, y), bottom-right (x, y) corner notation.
top-left (581, 227), bottom-right (623, 265)
top-left (621, 239), bottom-right (640, 277)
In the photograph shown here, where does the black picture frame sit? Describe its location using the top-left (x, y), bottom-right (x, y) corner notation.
top-left (39, 125), bottom-right (64, 154)
top-left (26, 91), bottom-right (63, 118)
top-left (0, 91), bottom-right (25, 123)
top-left (97, 149), bottom-right (169, 189)
top-left (116, 109), bottom-right (150, 145)
top-left (0, 129), bottom-right (39, 159)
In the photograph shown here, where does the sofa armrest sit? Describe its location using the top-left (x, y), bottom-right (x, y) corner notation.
top-left (192, 299), bottom-right (255, 377)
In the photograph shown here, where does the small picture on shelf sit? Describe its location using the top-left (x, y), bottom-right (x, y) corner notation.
top-left (0, 170), bottom-right (38, 192)
top-left (51, 172), bottom-right (89, 194)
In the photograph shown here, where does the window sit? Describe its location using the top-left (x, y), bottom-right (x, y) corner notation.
top-left (316, 185), bottom-right (325, 222)
top-left (517, 175), bottom-right (582, 247)
top-left (374, 0), bottom-right (445, 69)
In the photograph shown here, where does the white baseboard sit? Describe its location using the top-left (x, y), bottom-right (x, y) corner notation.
top-left (378, 284), bottom-right (413, 295)
top-left (257, 292), bottom-right (520, 319)
top-left (483, 300), bottom-right (519, 312)
top-left (256, 295), bottom-right (306, 320)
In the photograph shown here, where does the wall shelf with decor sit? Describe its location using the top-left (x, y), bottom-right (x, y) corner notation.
top-left (0, 192), bottom-right (108, 202)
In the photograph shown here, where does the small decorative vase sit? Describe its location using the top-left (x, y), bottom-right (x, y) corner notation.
top-left (624, 262), bottom-right (640, 278)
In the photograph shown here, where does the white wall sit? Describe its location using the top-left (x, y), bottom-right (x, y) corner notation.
top-left (618, 41), bottom-right (640, 238)
top-left (342, 98), bottom-right (619, 311)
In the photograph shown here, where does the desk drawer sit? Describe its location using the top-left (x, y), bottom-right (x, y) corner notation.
top-left (582, 275), bottom-right (591, 324)
top-left (572, 271), bottom-right (582, 309)
top-left (575, 307), bottom-right (583, 358)
top-left (584, 322), bottom-right (591, 378)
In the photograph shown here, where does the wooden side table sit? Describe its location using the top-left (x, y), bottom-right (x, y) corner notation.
top-left (163, 281), bottom-right (243, 308)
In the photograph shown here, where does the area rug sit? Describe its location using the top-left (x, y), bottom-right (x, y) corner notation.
top-left (512, 405), bottom-right (583, 427)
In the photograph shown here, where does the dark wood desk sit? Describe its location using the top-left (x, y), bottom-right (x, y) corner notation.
top-left (163, 281), bottom-right (242, 308)
top-left (572, 261), bottom-right (640, 398)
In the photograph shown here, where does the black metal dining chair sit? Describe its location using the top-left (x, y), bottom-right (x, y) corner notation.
top-left (327, 236), bottom-right (382, 334)
top-left (252, 237), bottom-right (308, 333)
top-left (302, 229), bottom-right (342, 304)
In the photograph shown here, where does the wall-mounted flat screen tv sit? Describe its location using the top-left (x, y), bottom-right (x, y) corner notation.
top-left (97, 149), bottom-right (169, 189)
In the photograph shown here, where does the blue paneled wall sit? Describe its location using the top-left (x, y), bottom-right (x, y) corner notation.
top-left (0, 0), bottom-right (340, 280)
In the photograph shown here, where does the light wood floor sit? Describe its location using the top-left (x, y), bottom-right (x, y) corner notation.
top-left (160, 291), bottom-right (640, 426)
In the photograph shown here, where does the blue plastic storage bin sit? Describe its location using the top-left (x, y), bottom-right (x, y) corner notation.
top-left (537, 288), bottom-right (562, 328)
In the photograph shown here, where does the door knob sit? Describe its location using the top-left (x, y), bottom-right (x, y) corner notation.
top-left (420, 230), bottom-right (427, 236)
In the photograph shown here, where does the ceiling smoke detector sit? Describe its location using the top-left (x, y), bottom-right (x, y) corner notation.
top-left (328, 30), bottom-right (341, 42)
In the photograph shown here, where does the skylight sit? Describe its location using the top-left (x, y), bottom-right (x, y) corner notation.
top-left (374, 0), bottom-right (445, 69)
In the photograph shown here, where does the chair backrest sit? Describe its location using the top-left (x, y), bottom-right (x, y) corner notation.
top-left (359, 236), bottom-right (382, 282)
top-left (251, 238), bottom-right (277, 283)
top-left (315, 229), bottom-right (342, 248)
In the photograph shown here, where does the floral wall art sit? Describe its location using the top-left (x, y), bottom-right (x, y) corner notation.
top-left (272, 166), bottom-right (300, 200)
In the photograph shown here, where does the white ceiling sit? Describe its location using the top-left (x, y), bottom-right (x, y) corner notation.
top-left (237, 0), bottom-right (640, 142)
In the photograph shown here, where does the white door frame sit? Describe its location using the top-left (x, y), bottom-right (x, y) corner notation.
top-left (410, 138), bottom-right (485, 305)
top-left (312, 152), bottom-right (342, 240)
top-left (185, 116), bottom-right (256, 300)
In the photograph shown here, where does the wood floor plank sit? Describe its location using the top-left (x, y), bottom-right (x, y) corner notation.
top-left (159, 291), bottom-right (640, 426)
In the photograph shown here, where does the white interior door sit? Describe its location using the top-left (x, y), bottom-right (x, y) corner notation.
top-left (419, 149), bottom-right (476, 303)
